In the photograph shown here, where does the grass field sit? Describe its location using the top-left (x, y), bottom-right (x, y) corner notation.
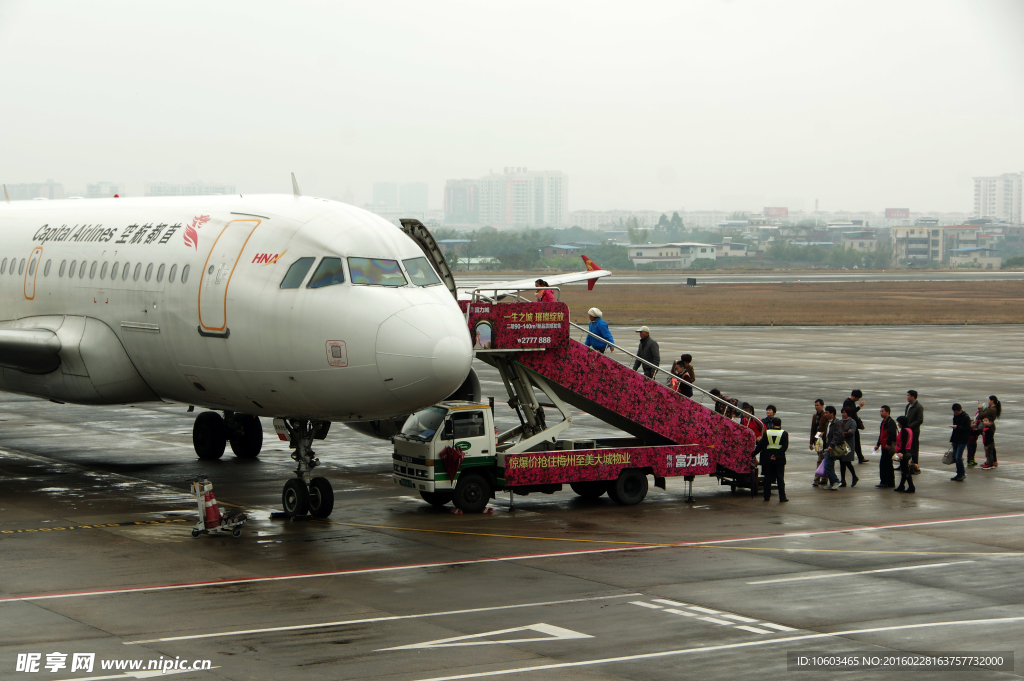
top-left (560, 281), bottom-right (1024, 326)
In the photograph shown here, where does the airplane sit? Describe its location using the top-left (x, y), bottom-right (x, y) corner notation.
top-left (0, 180), bottom-right (610, 518)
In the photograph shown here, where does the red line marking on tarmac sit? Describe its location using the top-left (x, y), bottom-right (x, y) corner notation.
top-left (3, 511), bottom-right (1022, 603)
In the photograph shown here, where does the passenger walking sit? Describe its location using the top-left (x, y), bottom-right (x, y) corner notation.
top-left (758, 417), bottom-right (789, 502)
top-left (843, 389), bottom-right (869, 463)
top-left (980, 417), bottom-right (998, 469)
top-left (904, 390), bottom-right (924, 469)
top-left (584, 308), bottom-right (614, 354)
top-left (810, 399), bottom-right (827, 487)
top-left (632, 326), bottom-right (660, 379)
top-left (874, 405), bottom-right (897, 488)
top-left (820, 406), bottom-right (840, 490)
top-left (837, 407), bottom-right (859, 487)
top-left (670, 354), bottom-right (695, 397)
top-left (967, 397), bottom-right (999, 467)
top-left (894, 415), bottom-right (916, 493)
top-left (534, 279), bottom-right (556, 303)
top-left (949, 403), bottom-right (972, 482)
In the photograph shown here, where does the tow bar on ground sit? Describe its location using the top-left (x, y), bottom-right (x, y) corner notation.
top-left (189, 476), bottom-right (246, 538)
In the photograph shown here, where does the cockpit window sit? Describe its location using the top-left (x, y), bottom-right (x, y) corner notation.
top-left (280, 257), bottom-right (315, 289)
top-left (403, 257), bottom-right (443, 287)
top-left (400, 406), bottom-right (448, 441)
top-left (307, 257), bottom-right (346, 289)
top-left (348, 257), bottom-right (407, 287)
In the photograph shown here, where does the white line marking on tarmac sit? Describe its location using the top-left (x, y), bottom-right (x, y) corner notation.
top-left (405, 616), bottom-right (1024, 681)
top-left (124, 593), bottom-right (641, 644)
top-left (688, 606), bottom-right (723, 614)
top-left (630, 601), bottom-right (662, 609)
top-left (696, 616), bottom-right (734, 626)
top-left (720, 614), bottom-right (759, 623)
top-left (747, 560), bottom-right (975, 585)
top-left (379, 623), bottom-right (592, 651)
top-left (734, 625), bottom-right (773, 635)
top-left (651, 599), bottom-right (688, 607)
top-left (663, 608), bottom-right (697, 617)
top-left (758, 622), bottom-right (797, 631)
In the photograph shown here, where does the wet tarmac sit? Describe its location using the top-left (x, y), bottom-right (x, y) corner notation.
top-left (2, 325), bottom-right (1022, 680)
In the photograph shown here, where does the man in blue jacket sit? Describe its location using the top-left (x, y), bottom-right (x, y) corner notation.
top-left (584, 307), bottom-right (614, 354)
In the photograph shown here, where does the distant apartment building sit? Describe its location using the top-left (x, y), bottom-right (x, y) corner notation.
top-left (627, 243), bottom-right (717, 269)
top-left (478, 168), bottom-right (567, 228)
top-left (145, 181), bottom-right (235, 197)
top-left (399, 183), bottom-right (428, 213)
top-left (840, 230), bottom-right (878, 252)
top-left (569, 209), bottom-right (667, 230)
top-left (541, 244), bottom-right (582, 257)
top-left (444, 180), bottom-right (480, 224)
top-left (949, 248), bottom-right (1001, 269)
top-left (892, 226), bottom-right (945, 265)
top-left (372, 182), bottom-right (399, 209)
top-left (6, 180), bottom-right (64, 200)
top-left (86, 181), bottom-right (120, 198)
top-left (974, 173), bottom-right (1022, 224)
top-left (683, 211), bottom-right (729, 229)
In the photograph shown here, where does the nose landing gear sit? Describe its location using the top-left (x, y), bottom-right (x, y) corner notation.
top-left (276, 419), bottom-right (334, 519)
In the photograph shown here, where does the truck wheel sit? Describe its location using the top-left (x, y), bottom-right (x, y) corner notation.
top-left (570, 481), bottom-right (607, 499)
top-left (609, 469), bottom-right (648, 506)
top-left (453, 473), bottom-right (491, 514)
top-left (420, 491), bottom-right (453, 507)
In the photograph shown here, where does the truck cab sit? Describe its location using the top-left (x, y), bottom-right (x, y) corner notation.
top-left (392, 401), bottom-right (497, 510)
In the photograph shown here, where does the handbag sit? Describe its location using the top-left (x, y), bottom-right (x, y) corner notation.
top-left (814, 459), bottom-right (827, 477)
top-left (941, 447), bottom-right (955, 466)
top-left (814, 437), bottom-right (824, 453)
top-left (830, 441), bottom-right (850, 459)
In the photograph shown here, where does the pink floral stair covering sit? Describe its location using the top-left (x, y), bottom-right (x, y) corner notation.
top-left (515, 340), bottom-right (757, 475)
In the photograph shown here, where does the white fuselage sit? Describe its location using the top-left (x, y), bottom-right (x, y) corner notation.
top-left (0, 195), bottom-right (473, 421)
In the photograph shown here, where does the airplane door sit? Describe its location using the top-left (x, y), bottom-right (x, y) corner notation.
top-left (197, 219), bottom-right (260, 336)
top-left (24, 247), bottom-right (43, 300)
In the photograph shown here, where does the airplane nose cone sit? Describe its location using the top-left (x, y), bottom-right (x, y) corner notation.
top-left (376, 303), bottom-right (472, 408)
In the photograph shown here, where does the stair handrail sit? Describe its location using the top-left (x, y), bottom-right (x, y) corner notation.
top-left (469, 287), bottom-right (561, 305)
top-left (568, 320), bottom-right (758, 425)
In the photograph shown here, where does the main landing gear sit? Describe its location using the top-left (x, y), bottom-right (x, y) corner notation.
top-left (277, 419), bottom-right (334, 519)
top-left (193, 411), bottom-right (263, 460)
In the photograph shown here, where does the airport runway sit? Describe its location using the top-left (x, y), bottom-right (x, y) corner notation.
top-left (458, 270), bottom-right (1024, 286)
top-left (1, 325), bottom-right (1022, 680)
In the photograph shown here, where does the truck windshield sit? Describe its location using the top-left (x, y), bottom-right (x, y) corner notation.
top-left (400, 406), bottom-right (448, 441)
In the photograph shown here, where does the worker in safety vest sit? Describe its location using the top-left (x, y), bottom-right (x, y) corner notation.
top-left (757, 417), bottom-right (789, 502)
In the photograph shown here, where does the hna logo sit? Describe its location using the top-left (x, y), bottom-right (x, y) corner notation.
top-left (252, 250), bottom-right (286, 265)
top-left (183, 215), bottom-right (211, 250)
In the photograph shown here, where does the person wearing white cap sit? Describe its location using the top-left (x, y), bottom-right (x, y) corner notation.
top-left (633, 326), bottom-right (660, 378)
top-left (584, 307), bottom-right (614, 354)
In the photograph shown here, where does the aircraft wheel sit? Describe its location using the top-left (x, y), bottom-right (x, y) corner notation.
top-left (193, 412), bottom-right (226, 460)
top-left (230, 415), bottom-right (263, 458)
top-left (282, 479), bottom-right (310, 517)
top-left (308, 477), bottom-right (335, 518)
top-left (570, 481), bottom-right (607, 499)
top-left (609, 469), bottom-right (648, 506)
top-left (453, 473), bottom-right (491, 514)
top-left (420, 491), bottom-right (453, 507)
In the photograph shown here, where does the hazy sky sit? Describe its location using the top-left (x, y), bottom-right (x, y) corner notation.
top-left (1, 0), bottom-right (1022, 213)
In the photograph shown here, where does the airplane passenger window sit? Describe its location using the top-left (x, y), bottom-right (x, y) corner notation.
top-left (306, 257), bottom-right (346, 289)
top-left (59, 261), bottom-right (66, 277)
top-left (100, 262), bottom-right (109, 279)
top-left (44, 260), bottom-right (51, 276)
top-left (181, 264), bottom-right (190, 284)
top-left (19, 258), bottom-right (26, 275)
top-left (280, 257), bottom-right (315, 289)
top-left (157, 264), bottom-right (165, 282)
top-left (403, 257), bottom-right (442, 286)
top-left (68, 260), bottom-right (76, 277)
top-left (79, 261), bottom-right (87, 278)
top-left (133, 263), bottom-right (142, 281)
top-left (89, 262), bottom-right (97, 279)
top-left (145, 263), bottom-right (153, 281)
top-left (111, 262), bottom-right (120, 280)
top-left (122, 262), bottom-right (130, 280)
top-left (0, 258), bottom-right (6, 274)
top-left (348, 258), bottom-right (407, 287)
top-left (29, 259), bottom-right (36, 276)
top-left (168, 264), bottom-right (178, 283)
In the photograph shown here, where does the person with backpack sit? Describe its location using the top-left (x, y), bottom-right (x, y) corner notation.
top-left (894, 415), bottom-right (916, 493)
top-left (949, 403), bottom-right (972, 482)
top-left (757, 417), bottom-right (789, 502)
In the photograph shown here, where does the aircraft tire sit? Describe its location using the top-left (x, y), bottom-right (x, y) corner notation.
top-left (282, 478), bottom-right (310, 517)
top-left (609, 469), bottom-right (648, 506)
top-left (570, 481), bottom-right (607, 499)
top-left (193, 411), bottom-right (226, 460)
top-left (452, 473), bottom-right (491, 514)
top-left (419, 491), bottom-right (453, 507)
top-left (229, 415), bottom-right (263, 458)
top-left (308, 477), bottom-right (334, 518)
